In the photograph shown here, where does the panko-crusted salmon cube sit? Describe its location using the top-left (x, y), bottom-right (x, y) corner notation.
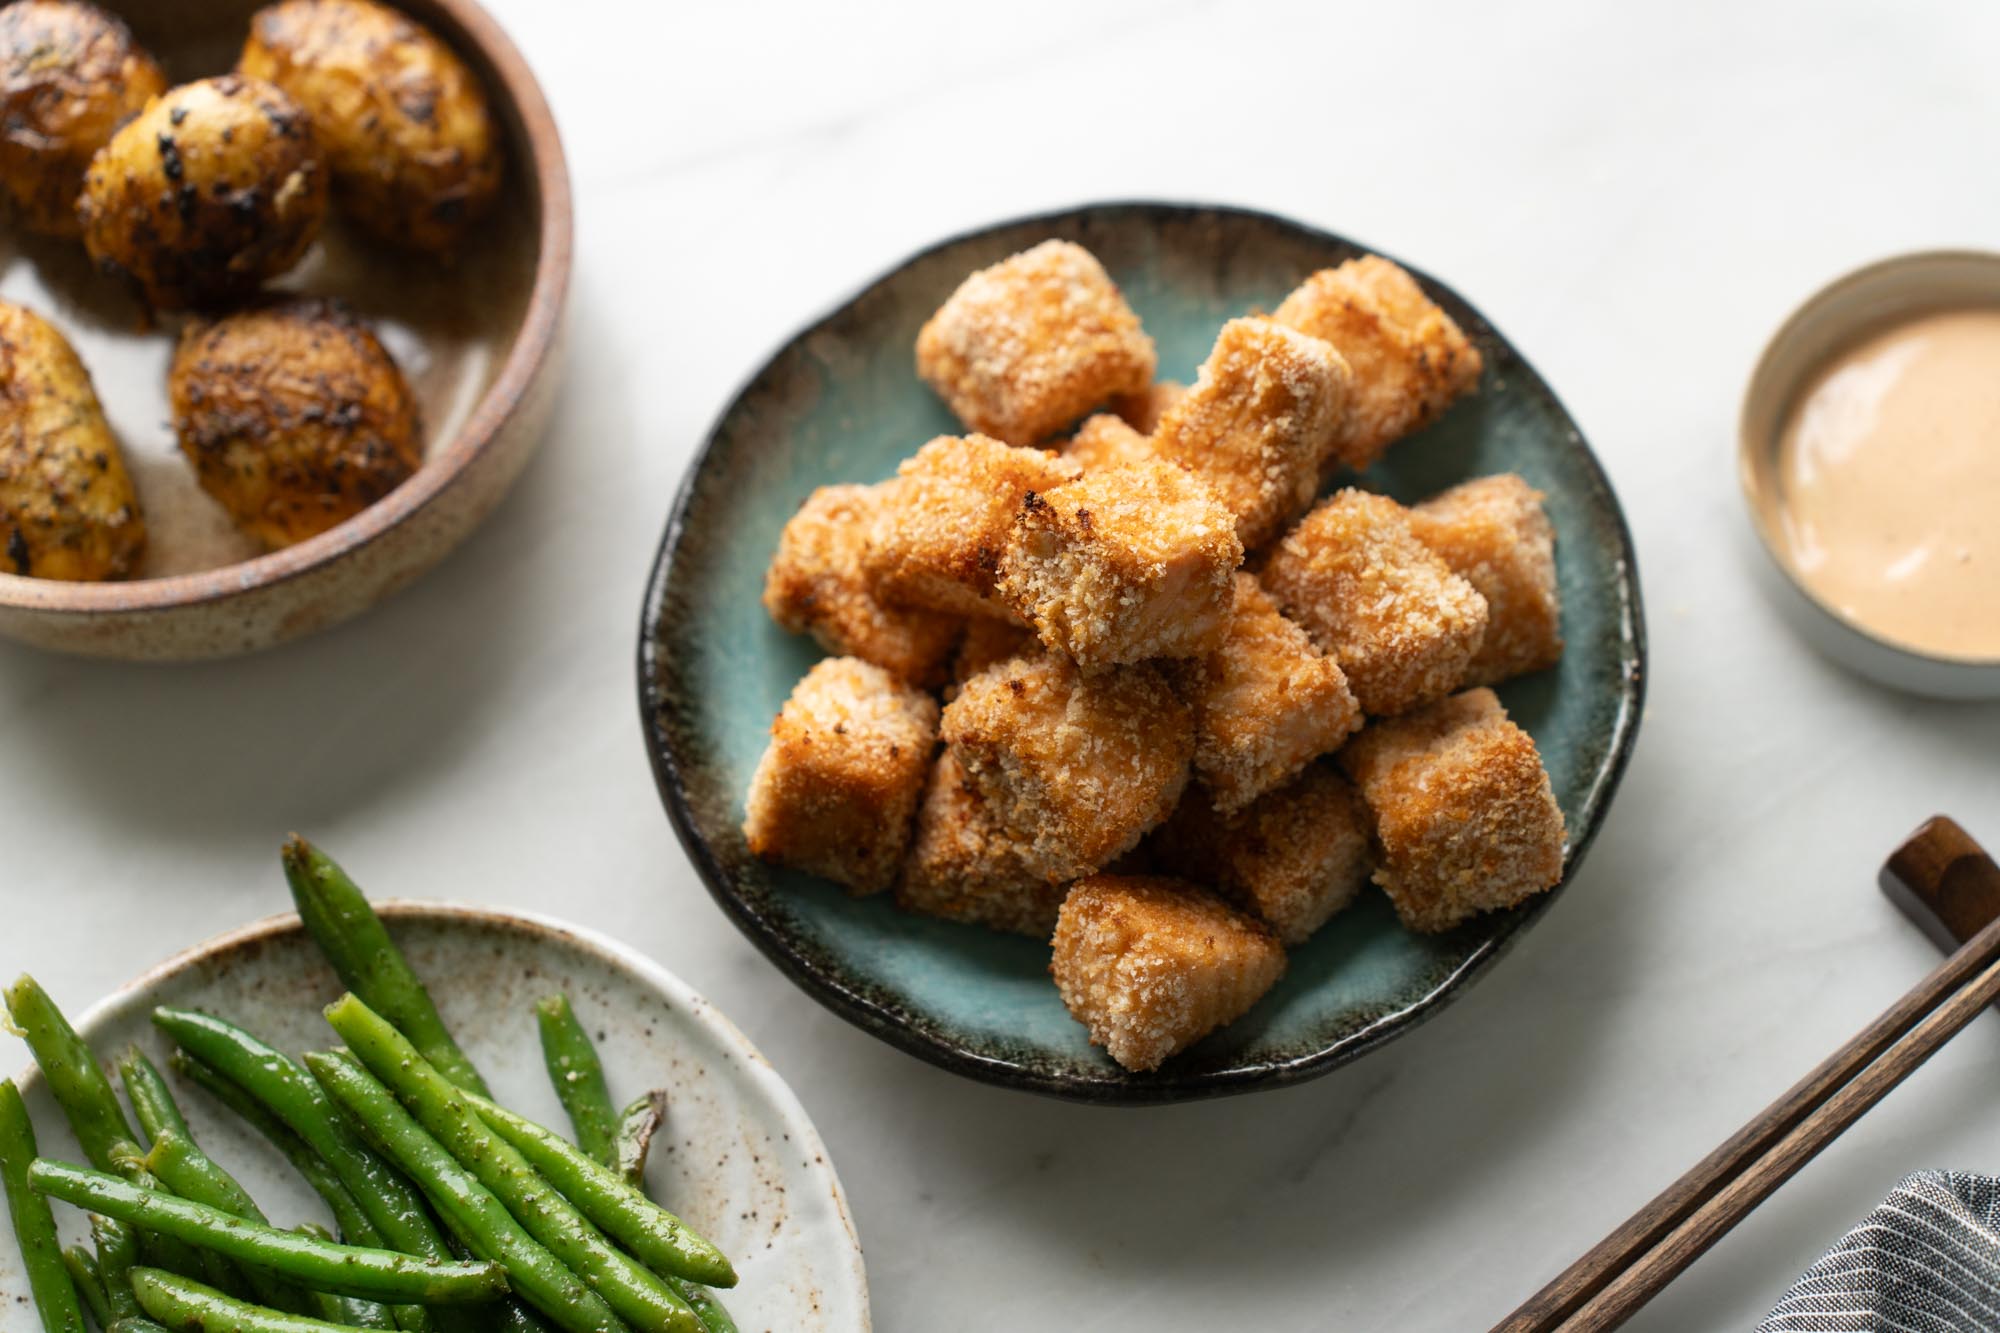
top-left (1151, 764), bottom-right (1373, 945)
top-left (1062, 412), bottom-right (1155, 472)
top-left (1110, 380), bottom-right (1186, 434)
top-left (1408, 474), bottom-right (1562, 685)
top-left (1273, 255), bottom-right (1483, 472)
top-left (763, 483), bottom-right (962, 687)
top-left (863, 434), bottom-right (1079, 620)
top-left (1174, 572), bottom-right (1361, 812)
top-left (1339, 688), bottom-right (1564, 933)
top-left (916, 240), bottom-right (1156, 445)
top-left (1152, 318), bottom-right (1352, 549)
top-left (941, 654), bottom-right (1191, 882)
top-left (996, 458), bottom-right (1241, 669)
top-left (1261, 489), bottom-right (1489, 716)
top-left (896, 750), bottom-right (1065, 938)
top-left (1050, 875), bottom-right (1286, 1072)
top-left (742, 657), bottom-right (939, 894)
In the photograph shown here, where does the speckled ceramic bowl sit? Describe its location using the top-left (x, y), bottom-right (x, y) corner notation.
top-left (0, 0), bottom-right (571, 659)
top-left (639, 202), bottom-right (1647, 1104)
top-left (0, 903), bottom-right (871, 1328)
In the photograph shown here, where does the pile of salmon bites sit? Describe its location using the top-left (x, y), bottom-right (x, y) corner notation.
top-left (745, 239), bottom-right (1567, 1073)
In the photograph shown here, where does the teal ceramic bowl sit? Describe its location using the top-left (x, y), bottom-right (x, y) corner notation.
top-left (639, 203), bottom-right (1646, 1104)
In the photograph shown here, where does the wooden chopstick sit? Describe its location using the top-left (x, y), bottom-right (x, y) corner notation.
top-left (1493, 817), bottom-right (2000, 1333)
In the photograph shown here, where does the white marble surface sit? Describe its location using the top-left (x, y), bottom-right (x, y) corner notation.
top-left (7, 1), bottom-right (2000, 1328)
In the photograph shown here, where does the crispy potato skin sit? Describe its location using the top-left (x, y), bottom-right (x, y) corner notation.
top-left (169, 298), bottom-right (420, 549)
top-left (79, 74), bottom-right (327, 310)
top-left (240, 0), bottom-right (502, 256)
top-left (0, 0), bottom-right (165, 236)
top-left (0, 299), bottom-right (144, 579)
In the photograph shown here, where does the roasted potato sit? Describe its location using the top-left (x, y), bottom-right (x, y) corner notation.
top-left (79, 74), bottom-right (328, 310)
top-left (0, 299), bottom-right (145, 579)
top-left (169, 298), bottom-right (421, 549)
top-left (0, 0), bottom-right (165, 236)
top-left (240, 0), bottom-right (502, 256)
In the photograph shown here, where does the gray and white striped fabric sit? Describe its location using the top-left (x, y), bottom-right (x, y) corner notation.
top-left (1758, 1171), bottom-right (2000, 1332)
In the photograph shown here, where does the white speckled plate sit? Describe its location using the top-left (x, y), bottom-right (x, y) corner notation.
top-left (0, 904), bottom-right (869, 1332)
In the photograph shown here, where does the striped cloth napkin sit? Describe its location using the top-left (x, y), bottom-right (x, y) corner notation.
top-left (1759, 1171), bottom-right (2000, 1331)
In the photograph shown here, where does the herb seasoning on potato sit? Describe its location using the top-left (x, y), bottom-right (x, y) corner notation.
top-left (0, 299), bottom-right (145, 580)
top-left (0, 0), bottom-right (165, 237)
top-left (240, 0), bottom-right (503, 257)
top-left (170, 298), bottom-right (421, 549)
top-left (78, 73), bottom-right (328, 310)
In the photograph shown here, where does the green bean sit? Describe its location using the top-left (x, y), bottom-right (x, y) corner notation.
top-left (303, 1051), bottom-right (625, 1333)
top-left (294, 1224), bottom-right (396, 1329)
top-left (94, 1215), bottom-right (144, 1322)
top-left (63, 1246), bottom-right (110, 1327)
top-left (129, 1267), bottom-right (363, 1332)
top-left (0, 1079), bottom-right (88, 1333)
top-left (669, 1284), bottom-right (735, 1333)
top-left (466, 1097), bottom-right (733, 1289)
top-left (151, 1007), bottom-right (453, 1333)
top-left (326, 999), bottom-right (702, 1333)
top-left (25, 1162), bottom-right (508, 1305)
top-left (115, 1049), bottom-right (190, 1143)
top-left (144, 1131), bottom-right (318, 1315)
top-left (167, 1050), bottom-right (381, 1251)
top-left (107, 1321), bottom-right (172, 1333)
top-left (282, 837), bottom-right (488, 1098)
top-left (612, 1094), bottom-right (667, 1191)
top-left (535, 996), bottom-right (616, 1164)
top-left (5, 979), bottom-right (212, 1285)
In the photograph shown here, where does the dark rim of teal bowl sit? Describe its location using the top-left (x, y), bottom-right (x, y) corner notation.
top-left (637, 200), bottom-right (1648, 1106)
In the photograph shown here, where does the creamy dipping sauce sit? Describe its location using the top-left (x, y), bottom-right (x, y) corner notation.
top-left (1771, 307), bottom-right (2000, 659)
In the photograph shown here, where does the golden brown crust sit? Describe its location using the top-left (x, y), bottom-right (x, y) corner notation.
top-left (941, 653), bottom-right (1191, 882)
top-left (1109, 379), bottom-right (1185, 435)
top-left (763, 482), bottom-right (962, 688)
top-left (862, 433), bottom-right (1078, 619)
top-left (169, 297), bottom-right (420, 549)
top-left (1060, 412), bottom-right (1154, 472)
top-left (1050, 874), bottom-right (1286, 1072)
top-left (1272, 255), bottom-right (1482, 472)
top-left (1339, 687), bottom-right (1564, 933)
top-left (743, 656), bottom-right (939, 895)
top-left (1261, 488), bottom-right (1488, 716)
top-left (1151, 317), bottom-right (1351, 549)
top-left (1173, 572), bottom-right (1360, 812)
top-left (0, 0), bottom-right (164, 236)
top-left (996, 458), bottom-right (1241, 669)
top-left (896, 750), bottom-right (1065, 938)
top-left (0, 298), bottom-right (143, 579)
top-left (950, 617), bottom-right (1036, 689)
top-left (1151, 764), bottom-right (1372, 945)
top-left (1408, 473), bottom-right (1562, 685)
top-left (79, 74), bottom-right (327, 310)
top-left (240, 0), bottom-right (502, 256)
top-left (915, 240), bottom-right (1155, 445)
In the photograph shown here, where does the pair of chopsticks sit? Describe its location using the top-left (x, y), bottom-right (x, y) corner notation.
top-left (1493, 815), bottom-right (2000, 1332)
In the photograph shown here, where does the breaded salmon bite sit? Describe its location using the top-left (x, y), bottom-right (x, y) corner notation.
top-left (1151, 317), bottom-right (1351, 550)
top-left (1408, 473), bottom-right (1562, 685)
top-left (743, 657), bottom-right (939, 895)
top-left (1060, 412), bottom-right (1155, 473)
top-left (1174, 572), bottom-right (1360, 813)
top-left (1109, 379), bottom-right (1185, 435)
top-left (916, 240), bottom-right (1155, 445)
top-left (996, 458), bottom-right (1241, 669)
top-left (1272, 255), bottom-right (1482, 472)
top-left (1051, 874), bottom-right (1286, 1072)
top-left (1339, 688), bottom-right (1564, 933)
top-left (863, 433), bottom-right (1078, 620)
top-left (897, 750), bottom-right (1065, 939)
top-left (1151, 764), bottom-right (1372, 946)
top-left (941, 654), bottom-right (1190, 882)
top-left (1261, 489), bottom-right (1489, 717)
top-left (764, 482), bottom-right (962, 688)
